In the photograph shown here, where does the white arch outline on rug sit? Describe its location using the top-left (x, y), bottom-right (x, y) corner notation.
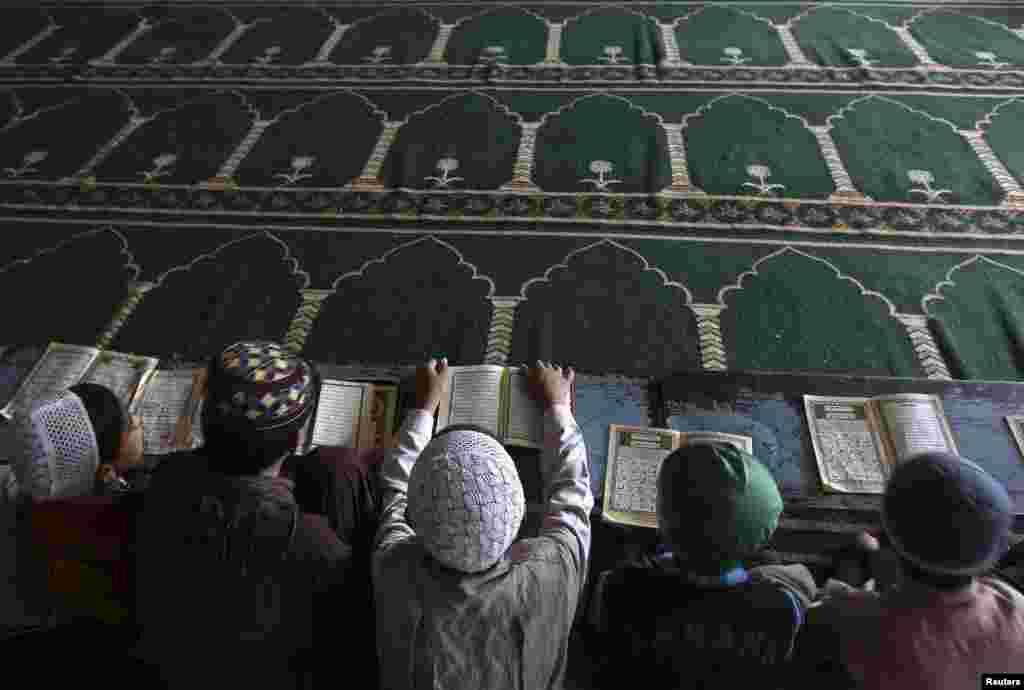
top-left (663, 6), bottom-right (709, 29)
top-left (716, 246), bottom-right (899, 317)
top-left (443, 4), bottom-right (549, 29)
top-left (262, 89), bottom-right (389, 127)
top-left (517, 237), bottom-right (694, 304)
top-left (208, 6), bottom-right (275, 30)
top-left (826, 4), bottom-right (933, 31)
top-left (315, 5), bottom-right (446, 32)
top-left (905, 7), bottom-right (943, 27)
top-left (96, 5), bottom-right (153, 31)
top-left (400, 89), bottom-right (525, 126)
top-left (680, 91), bottom-right (814, 129)
top-left (104, 87), bottom-right (148, 120)
top-left (150, 229), bottom-right (310, 290)
top-left (104, 88), bottom-right (258, 132)
top-left (728, 4), bottom-right (819, 28)
top-left (912, 6), bottom-right (1023, 36)
top-left (921, 254), bottom-right (1024, 314)
top-left (826, 93), bottom-right (963, 132)
top-left (328, 234), bottom-right (496, 296)
top-left (974, 96), bottom-right (1024, 131)
top-left (26, 6), bottom-right (58, 29)
top-left (0, 90), bottom-right (82, 134)
top-left (123, 5), bottom-right (171, 30)
top-left (0, 225), bottom-right (140, 281)
top-left (535, 91), bottom-right (664, 127)
top-left (560, 4), bottom-right (660, 27)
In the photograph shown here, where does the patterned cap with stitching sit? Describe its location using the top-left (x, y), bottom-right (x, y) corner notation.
top-left (13, 391), bottom-right (100, 499)
top-left (408, 430), bottom-right (526, 573)
top-left (206, 341), bottom-right (315, 431)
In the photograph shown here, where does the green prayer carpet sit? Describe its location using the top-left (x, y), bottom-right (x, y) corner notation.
top-left (6, 0), bottom-right (1024, 655)
top-left (1, 1), bottom-right (1024, 380)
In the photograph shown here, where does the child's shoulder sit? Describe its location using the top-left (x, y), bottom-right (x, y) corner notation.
top-left (978, 575), bottom-right (1024, 607)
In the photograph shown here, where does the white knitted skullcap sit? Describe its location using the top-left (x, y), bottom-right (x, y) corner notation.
top-left (408, 430), bottom-right (525, 573)
top-left (13, 391), bottom-right (100, 499)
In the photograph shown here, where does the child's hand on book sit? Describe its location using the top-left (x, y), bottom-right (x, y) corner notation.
top-left (414, 358), bottom-right (451, 413)
top-left (528, 361), bottom-right (574, 409)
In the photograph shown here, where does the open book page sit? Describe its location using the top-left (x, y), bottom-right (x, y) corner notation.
top-left (1008, 416), bottom-right (1024, 460)
top-left (1, 343), bottom-right (99, 419)
top-left (504, 369), bottom-right (544, 448)
top-left (436, 366), bottom-right (505, 436)
top-left (678, 431), bottom-right (754, 454)
top-left (311, 380), bottom-right (367, 449)
top-left (872, 394), bottom-right (957, 465)
top-left (81, 351), bottom-right (160, 412)
top-left (369, 385), bottom-right (398, 448)
top-left (136, 369), bottom-right (197, 455)
top-left (602, 425), bottom-right (679, 528)
top-left (600, 430), bottom-right (755, 528)
top-left (804, 396), bottom-right (886, 494)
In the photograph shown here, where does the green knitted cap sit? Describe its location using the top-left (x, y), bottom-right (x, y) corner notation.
top-left (656, 442), bottom-right (783, 571)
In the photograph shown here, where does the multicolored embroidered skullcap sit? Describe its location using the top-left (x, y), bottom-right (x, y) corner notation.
top-left (206, 341), bottom-right (316, 432)
top-left (408, 430), bottom-right (525, 573)
top-left (882, 451), bottom-right (1012, 577)
top-left (13, 391), bottom-right (100, 499)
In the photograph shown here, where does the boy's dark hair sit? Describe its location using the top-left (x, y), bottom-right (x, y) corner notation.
top-left (69, 382), bottom-right (128, 463)
top-left (201, 420), bottom-right (308, 474)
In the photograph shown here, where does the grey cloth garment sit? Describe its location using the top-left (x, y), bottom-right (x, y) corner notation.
top-left (751, 563), bottom-right (819, 609)
top-left (133, 450), bottom-right (352, 689)
top-left (375, 407), bottom-right (593, 690)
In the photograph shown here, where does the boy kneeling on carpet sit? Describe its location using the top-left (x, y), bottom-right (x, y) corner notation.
top-left (793, 451), bottom-right (1024, 687)
top-left (12, 382), bottom-right (147, 500)
top-left (9, 344), bottom-right (383, 686)
top-left (585, 442), bottom-right (818, 689)
top-left (9, 382), bottom-right (147, 632)
top-left (131, 341), bottom-right (381, 689)
top-left (373, 358), bottom-right (593, 690)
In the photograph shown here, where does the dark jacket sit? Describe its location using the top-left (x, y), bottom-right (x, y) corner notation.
top-left (589, 554), bottom-right (814, 689)
top-left (133, 449), bottom-right (361, 689)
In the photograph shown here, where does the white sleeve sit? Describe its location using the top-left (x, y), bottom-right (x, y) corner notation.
top-left (373, 409), bottom-right (434, 554)
top-left (538, 404), bottom-right (594, 581)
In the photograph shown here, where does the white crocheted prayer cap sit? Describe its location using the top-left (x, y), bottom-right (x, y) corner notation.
top-left (408, 430), bottom-right (525, 573)
top-left (13, 391), bottom-right (100, 499)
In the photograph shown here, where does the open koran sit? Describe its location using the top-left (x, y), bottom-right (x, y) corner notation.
top-left (309, 380), bottom-right (398, 450)
top-left (164, 376), bottom-right (400, 454)
top-left (602, 425), bottom-right (754, 528)
top-left (804, 394), bottom-right (958, 494)
top-left (1, 342), bottom-right (399, 457)
top-left (0, 342), bottom-right (159, 420)
top-left (135, 367), bottom-right (207, 456)
top-left (1008, 416), bottom-right (1024, 461)
top-left (434, 365), bottom-right (576, 449)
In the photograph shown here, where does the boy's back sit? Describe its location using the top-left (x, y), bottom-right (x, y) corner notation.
top-left (592, 554), bottom-right (810, 689)
top-left (803, 576), bottom-right (1024, 689)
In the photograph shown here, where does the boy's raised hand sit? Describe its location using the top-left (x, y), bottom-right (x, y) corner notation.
top-left (528, 361), bottom-right (574, 408)
top-left (414, 358), bottom-right (451, 413)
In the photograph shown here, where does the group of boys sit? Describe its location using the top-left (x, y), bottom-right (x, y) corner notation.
top-left (5, 340), bottom-right (1024, 688)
